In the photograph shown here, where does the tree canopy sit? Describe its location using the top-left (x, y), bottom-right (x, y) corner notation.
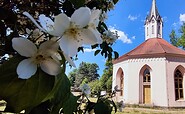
top-left (68, 62), bottom-right (100, 88)
top-left (169, 23), bottom-right (185, 49)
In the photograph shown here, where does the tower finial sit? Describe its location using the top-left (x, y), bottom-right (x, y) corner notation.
top-left (144, 0), bottom-right (163, 40)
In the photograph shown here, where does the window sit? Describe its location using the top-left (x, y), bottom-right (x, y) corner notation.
top-left (152, 25), bottom-right (154, 34)
top-left (120, 75), bottom-right (123, 96)
top-left (147, 27), bottom-right (148, 36)
top-left (143, 68), bottom-right (150, 82)
top-left (158, 24), bottom-right (160, 35)
top-left (174, 69), bottom-right (184, 100)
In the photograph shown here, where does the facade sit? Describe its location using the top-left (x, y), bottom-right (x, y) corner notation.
top-left (112, 0), bottom-right (185, 107)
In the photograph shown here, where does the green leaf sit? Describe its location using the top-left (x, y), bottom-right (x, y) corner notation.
top-left (62, 93), bottom-right (79, 114)
top-left (48, 70), bottom-right (80, 114)
top-left (91, 44), bottom-right (99, 49)
top-left (94, 99), bottom-right (112, 114)
top-left (111, 100), bottom-right (117, 113)
top-left (101, 22), bottom-right (108, 30)
top-left (113, 0), bottom-right (119, 4)
top-left (114, 51), bottom-right (119, 59)
top-left (69, 0), bottom-right (85, 8)
top-left (0, 56), bottom-right (55, 113)
top-left (94, 50), bottom-right (101, 56)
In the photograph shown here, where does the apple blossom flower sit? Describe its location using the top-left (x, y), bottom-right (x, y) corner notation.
top-left (80, 84), bottom-right (91, 96)
top-left (23, 12), bottom-right (68, 37)
top-left (58, 7), bottom-right (103, 57)
top-left (100, 11), bottom-right (107, 22)
top-left (23, 7), bottom-right (103, 57)
top-left (26, 28), bottom-right (48, 45)
top-left (117, 100), bottom-right (125, 112)
top-left (87, 8), bottom-right (103, 44)
top-left (102, 30), bottom-right (118, 43)
top-left (12, 38), bottom-right (61, 79)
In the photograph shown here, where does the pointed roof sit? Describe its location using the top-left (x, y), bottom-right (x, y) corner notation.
top-left (113, 38), bottom-right (185, 64)
top-left (146, 0), bottom-right (161, 21)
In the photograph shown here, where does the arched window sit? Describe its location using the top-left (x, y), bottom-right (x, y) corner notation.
top-left (158, 25), bottom-right (160, 35)
top-left (143, 68), bottom-right (150, 82)
top-left (152, 25), bottom-right (154, 34)
top-left (120, 74), bottom-right (123, 96)
top-left (174, 69), bottom-right (184, 100)
top-left (147, 27), bottom-right (148, 36)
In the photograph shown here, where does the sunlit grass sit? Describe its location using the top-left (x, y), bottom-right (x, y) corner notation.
top-left (1, 99), bottom-right (185, 114)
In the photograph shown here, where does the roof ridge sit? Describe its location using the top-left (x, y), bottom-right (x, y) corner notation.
top-left (156, 38), bottom-right (167, 53)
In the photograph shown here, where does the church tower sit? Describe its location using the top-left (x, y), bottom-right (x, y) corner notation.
top-left (145, 0), bottom-right (163, 40)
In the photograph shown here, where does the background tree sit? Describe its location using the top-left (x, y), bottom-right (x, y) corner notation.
top-left (99, 60), bottom-right (113, 92)
top-left (87, 60), bottom-right (113, 95)
top-left (68, 62), bottom-right (100, 87)
top-left (169, 29), bottom-right (178, 47)
top-left (169, 23), bottom-right (185, 49)
top-left (88, 80), bottom-right (102, 95)
top-left (68, 69), bottom-right (78, 86)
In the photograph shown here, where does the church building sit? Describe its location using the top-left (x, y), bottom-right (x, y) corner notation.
top-left (112, 0), bottom-right (185, 107)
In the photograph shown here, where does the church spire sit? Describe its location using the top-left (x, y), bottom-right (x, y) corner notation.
top-left (145, 0), bottom-right (163, 40)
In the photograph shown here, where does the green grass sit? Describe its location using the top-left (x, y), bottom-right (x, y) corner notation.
top-left (1, 100), bottom-right (185, 114)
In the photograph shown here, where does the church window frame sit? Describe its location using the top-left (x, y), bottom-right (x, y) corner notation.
top-left (174, 69), bottom-right (184, 100)
top-left (147, 27), bottom-right (149, 36)
top-left (143, 68), bottom-right (151, 83)
top-left (158, 25), bottom-right (160, 35)
top-left (152, 25), bottom-right (154, 34)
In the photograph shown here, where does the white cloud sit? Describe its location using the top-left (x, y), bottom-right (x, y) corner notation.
top-left (128, 15), bottom-right (138, 21)
top-left (172, 13), bottom-right (185, 28)
top-left (180, 14), bottom-right (185, 23)
top-left (109, 26), bottom-right (132, 44)
top-left (83, 48), bottom-right (96, 52)
top-left (162, 16), bottom-right (168, 23)
top-left (132, 36), bottom-right (136, 39)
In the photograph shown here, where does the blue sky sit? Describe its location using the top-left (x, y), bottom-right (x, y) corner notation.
top-left (66, 0), bottom-right (185, 76)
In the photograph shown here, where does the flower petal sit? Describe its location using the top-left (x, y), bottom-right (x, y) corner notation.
top-left (80, 29), bottom-right (100, 45)
top-left (40, 58), bottom-right (61, 76)
top-left (39, 14), bottom-right (55, 35)
top-left (90, 9), bottom-right (101, 27)
top-left (89, 28), bottom-right (103, 44)
top-left (39, 40), bottom-right (59, 51)
top-left (17, 59), bottom-right (37, 79)
top-left (53, 13), bottom-right (70, 36)
top-left (23, 12), bottom-right (46, 32)
top-left (12, 38), bottom-right (37, 57)
top-left (59, 35), bottom-right (80, 57)
top-left (71, 7), bottom-right (91, 28)
top-left (63, 53), bottom-right (76, 67)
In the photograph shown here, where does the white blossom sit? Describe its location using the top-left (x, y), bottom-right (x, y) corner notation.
top-left (102, 30), bottom-right (118, 43)
top-left (26, 28), bottom-right (48, 45)
top-left (12, 38), bottom-right (61, 79)
top-left (59, 7), bottom-right (102, 57)
top-left (23, 7), bottom-right (103, 57)
top-left (23, 12), bottom-right (68, 37)
top-left (80, 84), bottom-right (91, 96)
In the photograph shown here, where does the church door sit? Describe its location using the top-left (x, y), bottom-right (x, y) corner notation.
top-left (143, 85), bottom-right (151, 104)
top-left (143, 68), bottom-right (151, 104)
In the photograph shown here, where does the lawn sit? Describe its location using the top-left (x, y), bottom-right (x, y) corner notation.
top-left (1, 100), bottom-right (185, 114)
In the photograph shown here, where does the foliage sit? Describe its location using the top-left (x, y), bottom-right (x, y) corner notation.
top-left (68, 69), bottom-right (78, 86)
top-left (68, 62), bottom-right (100, 88)
top-left (0, 0), bottom-right (119, 113)
top-left (88, 60), bottom-right (113, 95)
top-left (88, 80), bottom-right (102, 95)
top-left (100, 60), bottom-right (113, 92)
top-left (169, 23), bottom-right (185, 49)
